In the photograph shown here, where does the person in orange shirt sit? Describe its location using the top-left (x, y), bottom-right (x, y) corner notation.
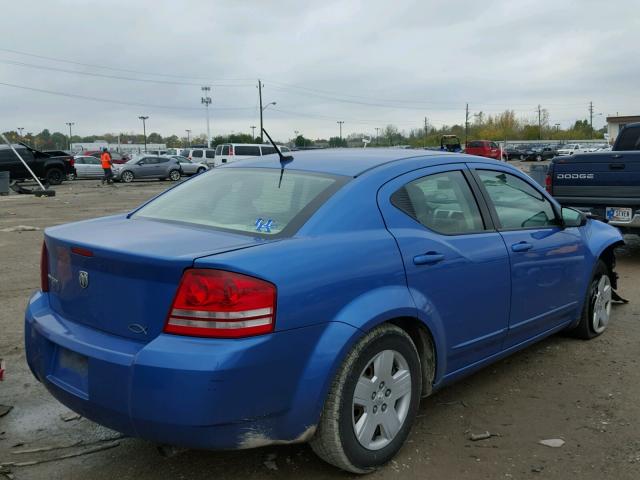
top-left (100, 148), bottom-right (113, 185)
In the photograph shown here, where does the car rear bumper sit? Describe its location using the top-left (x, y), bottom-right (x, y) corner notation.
top-left (25, 291), bottom-right (357, 449)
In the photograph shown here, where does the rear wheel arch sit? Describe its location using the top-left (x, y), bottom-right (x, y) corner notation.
top-left (389, 317), bottom-right (437, 397)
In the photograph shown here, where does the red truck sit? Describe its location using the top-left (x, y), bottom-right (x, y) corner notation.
top-left (464, 140), bottom-right (506, 161)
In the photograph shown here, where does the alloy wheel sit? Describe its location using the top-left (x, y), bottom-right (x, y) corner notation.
top-left (592, 275), bottom-right (612, 334)
top-left (352, 349), bottom-right (412, 451)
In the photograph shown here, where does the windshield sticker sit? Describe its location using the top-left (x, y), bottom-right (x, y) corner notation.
top-left (255, 218), bottom-right (275, 233)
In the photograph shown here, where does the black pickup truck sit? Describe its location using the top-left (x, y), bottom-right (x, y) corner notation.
top-left (0, 144), bottom-right (75, 185)
top-left (547, 123), bottom-right (640, 233)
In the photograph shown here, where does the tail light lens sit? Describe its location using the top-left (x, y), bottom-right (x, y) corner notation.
top-left (165, 269), bottom-right (276, 338)
top-left (68, 156), bottom-right (75, 167)
top-left (229, 146), bottom-right (234, 156)
top-left (545, 174), bottom-right (552, 193)
top-left (40, 242), bottom-right (49, 292)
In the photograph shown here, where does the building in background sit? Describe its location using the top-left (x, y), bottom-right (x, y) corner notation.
top-left (607, 115), bottom-right (640, 144)
top-left (71, 141), bottom-right (166, 154)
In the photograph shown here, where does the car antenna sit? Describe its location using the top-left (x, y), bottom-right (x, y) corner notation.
top-left (262, 128), bottom-right (293, 188)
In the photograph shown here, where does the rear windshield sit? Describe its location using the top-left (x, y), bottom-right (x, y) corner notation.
top-left (134, 168), bottom-right (345, 236)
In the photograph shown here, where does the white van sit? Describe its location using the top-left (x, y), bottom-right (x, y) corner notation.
top-left (182, 148), bottom-right (217, 166)
top-left (214, 144), bottom-right (291, 165)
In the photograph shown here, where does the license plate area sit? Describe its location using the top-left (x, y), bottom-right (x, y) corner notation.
top-left (606, 207), bottom-right (633, 222)
top-left (47, 346), bottom-right (89, 400)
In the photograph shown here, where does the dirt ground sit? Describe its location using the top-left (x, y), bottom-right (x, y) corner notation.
top-left (1, 168), bottom-right (639, 480)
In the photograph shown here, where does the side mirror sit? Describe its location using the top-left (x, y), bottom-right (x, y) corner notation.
top-left (561, 207), bottom-right (587, 228)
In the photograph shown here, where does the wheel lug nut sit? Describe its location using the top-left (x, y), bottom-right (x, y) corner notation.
top-left (385, 389), bottom-right (391, 397)
top-left (371, 392), bottom-right (377, 400)
top-left (379, 381), bottom-right (385, 390)
top-left (381, 404), bottom-right (387, 412)
top-left (373, 406), bottom-right (378, 414)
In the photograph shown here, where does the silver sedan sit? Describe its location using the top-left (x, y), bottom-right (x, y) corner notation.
top-left (73, 155), bottom-right (105, 179)
top-left (112, 155), bottom-right (183, 183)
top-left (165, 155), bottom-right (209, 176)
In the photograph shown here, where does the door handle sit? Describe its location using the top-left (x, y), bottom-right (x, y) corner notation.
top-left (610, 163), bottom-right (625, 170)
top-left (413, 252), bottom-right (445, 265)
top-left (511, 241), bottom-right (533, 252)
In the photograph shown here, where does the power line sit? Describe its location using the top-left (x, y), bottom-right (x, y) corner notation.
top-left (0, 47), bottom-right (254, 83)
top-left (0, 58), bottom-right (253, 87)
top-left (0, 81), bottom-right (253, 111)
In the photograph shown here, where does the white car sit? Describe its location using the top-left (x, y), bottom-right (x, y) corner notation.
top-left (556, 143), bottom-right (585, 156)
top-left (73, 155), bottom-right (104, 179)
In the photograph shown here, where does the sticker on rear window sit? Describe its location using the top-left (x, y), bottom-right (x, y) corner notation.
top-left (255, 218), bottom-right (275, 233)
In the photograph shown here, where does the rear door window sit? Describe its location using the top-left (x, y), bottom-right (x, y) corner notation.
top-left (221, 146), bottom-right (229, 155)
top-left (192, 150), bottom-right (203, 158)
top-left (205, 150), bottom-right (216, 159)
top-left (235, 146), bottom-right (261, 156)
top-left (391, 170), bottom-right (485, 235)
top-left (134, 168), bottom-right (346, 237)
top-left (215, 145), bottom-right (223, 155)
top-left (261, 146), bottom-right (276, 155)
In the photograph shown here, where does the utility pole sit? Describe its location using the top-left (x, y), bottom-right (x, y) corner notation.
top-left (375, 127), bottom-right (380, 146)
top-left (424, 117), bottom-right (428, 148)
top-left (17, 127), bottom-right (24, 139)
top-left (250, 125), bottom-right (256, 140)
top-left (337, 121), bottom-right (344, 142)
top-left (258, 79), bottom-right (264, 143)
top-left (138, 116), bottom-right (149, 152)
top-left (65, 122), bottom-right (74, 150)
top-left (465, 103), bottom-right (469, 145)
top-left (589, 101), bottom-right (594, 138)
top-left (185, 129), bottom-right (191, 147)
top-left (201, 86), bottom-right (212, 148)
top-left (537, 104), bottom-right (542, 140)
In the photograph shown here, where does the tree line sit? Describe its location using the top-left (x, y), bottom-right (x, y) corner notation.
top-left (0, 110), bottom-right (605, 151)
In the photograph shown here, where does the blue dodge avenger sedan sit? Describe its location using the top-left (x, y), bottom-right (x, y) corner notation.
top-left (26, 149), bottom-right (623, 473)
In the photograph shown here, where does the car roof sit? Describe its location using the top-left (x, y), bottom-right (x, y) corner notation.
top-left (225, 148), bottom-right (491, 177)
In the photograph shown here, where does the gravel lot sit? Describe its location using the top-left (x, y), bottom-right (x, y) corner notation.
top-left (1, 168), bottom-right (639, 479)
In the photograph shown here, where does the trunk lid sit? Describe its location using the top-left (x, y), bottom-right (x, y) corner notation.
top-left (45, 215), bottom-right (272, 342)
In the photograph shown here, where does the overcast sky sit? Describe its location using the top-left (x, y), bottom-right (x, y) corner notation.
top-left (1, 0), bottom-right (638, 141)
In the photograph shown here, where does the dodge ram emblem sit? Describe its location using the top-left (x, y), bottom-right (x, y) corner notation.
top-left (78, 271), bottom-right (89, 289)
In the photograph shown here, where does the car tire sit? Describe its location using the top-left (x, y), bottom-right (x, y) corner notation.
top-left (519, 154), bottom-right (525, 161)
top-left (45, 168), bottom-right (65, 185)
top-left (196, 167), bottom-right (206, 175)
top-left (310, 323), bottom-right (422, 474)
top-left (536, 155), bottom-right (543, 162)
top-left (569, 260), bottom-right (613, 340)
top-left (169, 169), bottom-right (181, 181)
top-left (121, 171), bottom-right (134, 183)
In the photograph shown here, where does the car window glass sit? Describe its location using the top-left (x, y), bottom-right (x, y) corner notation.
top-left (157, 158), bottom-right (168, 163)
top-left (391, 171), bottom-right (484, 235)
top-left (467, 141), bottom-right (482, 148)
top-left (135, 169), bottom-right (341, 236)
top-left (261, 146), bottom-right (276, 155)
top-left (490, 142), bottom-right (498, 148)
top-left (221, 146), bottom-right (229, 155)
top-left (235, 146), bottom-right (261, 156)
top-left (477, 170), bottom-right (557, 229)
top-left (192, 150), bottom-right (203, 158)
top-left (215, 145), bottom-right (223, 155)
top-left (205, 150), bottom-right (216, 158)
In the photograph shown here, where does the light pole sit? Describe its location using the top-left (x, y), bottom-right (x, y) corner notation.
top-left (201, 86), bottom-right (212, 148)
top-left (185, 129), bottom-right (191, 147)
top-left (375, 127), bottom-right (380, 146)
top-left (294, 130), bottom-right (299, 147)
top-left (250, 125), bottom-right (257, 140)
top-left (337, 121), bottom-right (344, 143)
top-left (65, 122), bottom-right (74, 150)
top-left (138, 116), bottom-right (149, 152)
top-left (17, 127), bottom-right (24, 140)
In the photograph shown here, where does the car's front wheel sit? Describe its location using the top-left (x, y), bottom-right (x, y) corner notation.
top-left (196, 167), bottom-right (206, 175)
top-left (311, 324), bottom-right (422, 474)
top-left (169, 169), bottom-right (181, 181)
top-left (120, 170), bottom-right (134, 183)
top-left (569, 260), bottom-right (613, 339)
top-left (536, 154), bottom-right (543, 162)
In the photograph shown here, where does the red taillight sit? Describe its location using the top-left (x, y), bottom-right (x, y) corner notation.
top-left (68, 156), bottom-right (75, 167)
top-left (40, 242), bottom-right (49, 292)
top-left (164, 269), bottom-right (276, 338)
top-left (545, 174), bottom-right (552, 193)
top-left (71, 246), bottom-right (93, 257)
top-left (229, 146), bottom-right (234, 156)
